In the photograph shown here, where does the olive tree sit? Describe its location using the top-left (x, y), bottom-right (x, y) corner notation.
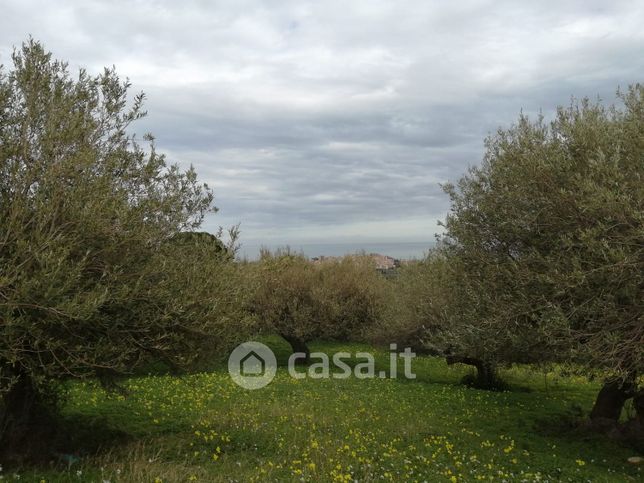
top-left (248, 249), bottom-right (321, 361)
top-left (440, 87), bottom-right (643, 420)
top-left (0, 40), bottom-right (245, 457)
top-left (316, 254), bottom-right (388, 342)
top-left (248, 250), bottom-right (387, 361)
top-left (368, 249), bottom-right (510, 389)
top-left (369, 253), bottom-right (451, 353)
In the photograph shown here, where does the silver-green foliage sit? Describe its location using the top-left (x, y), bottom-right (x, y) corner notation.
top-left (0, 40), bottom-right (245, 398)
top-left (441, 87), bottom-right (643, 378)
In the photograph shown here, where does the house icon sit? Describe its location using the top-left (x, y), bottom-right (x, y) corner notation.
top-left (228, 341), bottom-right (276, 389)
top-left (240, 350), bottom-right (266, 376)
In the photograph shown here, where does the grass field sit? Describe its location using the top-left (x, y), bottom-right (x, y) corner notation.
top-left (13, 338), bottom-right (642, 482)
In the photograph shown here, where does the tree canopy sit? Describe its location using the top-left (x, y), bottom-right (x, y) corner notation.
top-left (0, 40), bottom-right (245, 457)
top-left (249, 249), bottom-right (387, 361)
top-left (436, 87), bottom-right (643, 415)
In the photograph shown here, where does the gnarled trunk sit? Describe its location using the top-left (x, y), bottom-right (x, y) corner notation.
top-left (280, 333), bottom-right (310, 364)
top-left (620, 388), bottom-right (644, 451)
top-left (589, 378), bottom-right (635, 424)
top-left (633, 389), bottom-right (644, 427)
top-left (445, 355), bottom-right (503, 390)
top-left (0, 373), bottom-right (56, 462)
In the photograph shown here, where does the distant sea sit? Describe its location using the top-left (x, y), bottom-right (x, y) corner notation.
top-left (238, 241), bottom-right (435, 261)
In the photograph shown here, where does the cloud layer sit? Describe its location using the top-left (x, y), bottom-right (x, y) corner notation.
top-left (2, 0), bottom-right (643, 247)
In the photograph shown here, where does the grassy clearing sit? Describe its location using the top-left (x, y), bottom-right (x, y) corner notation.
top-left (11, 338), bottom-right (642, 482)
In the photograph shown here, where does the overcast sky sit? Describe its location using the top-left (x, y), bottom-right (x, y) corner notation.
top-left (2, 1), bottom-right (643, 248)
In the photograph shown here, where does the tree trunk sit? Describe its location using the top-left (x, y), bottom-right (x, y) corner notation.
top-left (589, 378), bottom-right (635, 424)
top-left (280, 334), bottom-right (310, 364)
top-left (0, 373), bottom-right (56, 462)
top-left (633, 389), bottom-right (644, 427)
top-left (629, 389), bottom-right (644, 448)
top-left (445, 355), bottom-right (503, 390)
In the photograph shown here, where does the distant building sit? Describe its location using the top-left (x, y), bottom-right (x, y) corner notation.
top-left (368, 253), bottom-right (399, 271)
top-left (311, 253), bottom-right (400, 272)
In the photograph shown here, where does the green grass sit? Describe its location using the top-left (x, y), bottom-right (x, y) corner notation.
top-left (11, 338), bottom-right (642, 482)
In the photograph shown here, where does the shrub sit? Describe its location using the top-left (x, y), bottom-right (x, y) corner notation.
top-left (248, 250), bottom-right (388, 359)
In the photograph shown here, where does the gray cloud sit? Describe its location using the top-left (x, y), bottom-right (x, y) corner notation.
top-left (2, 0), bottom-right (643, 247)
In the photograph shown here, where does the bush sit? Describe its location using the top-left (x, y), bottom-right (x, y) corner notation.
top-left (247, 250), bottom-right (388, 359)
